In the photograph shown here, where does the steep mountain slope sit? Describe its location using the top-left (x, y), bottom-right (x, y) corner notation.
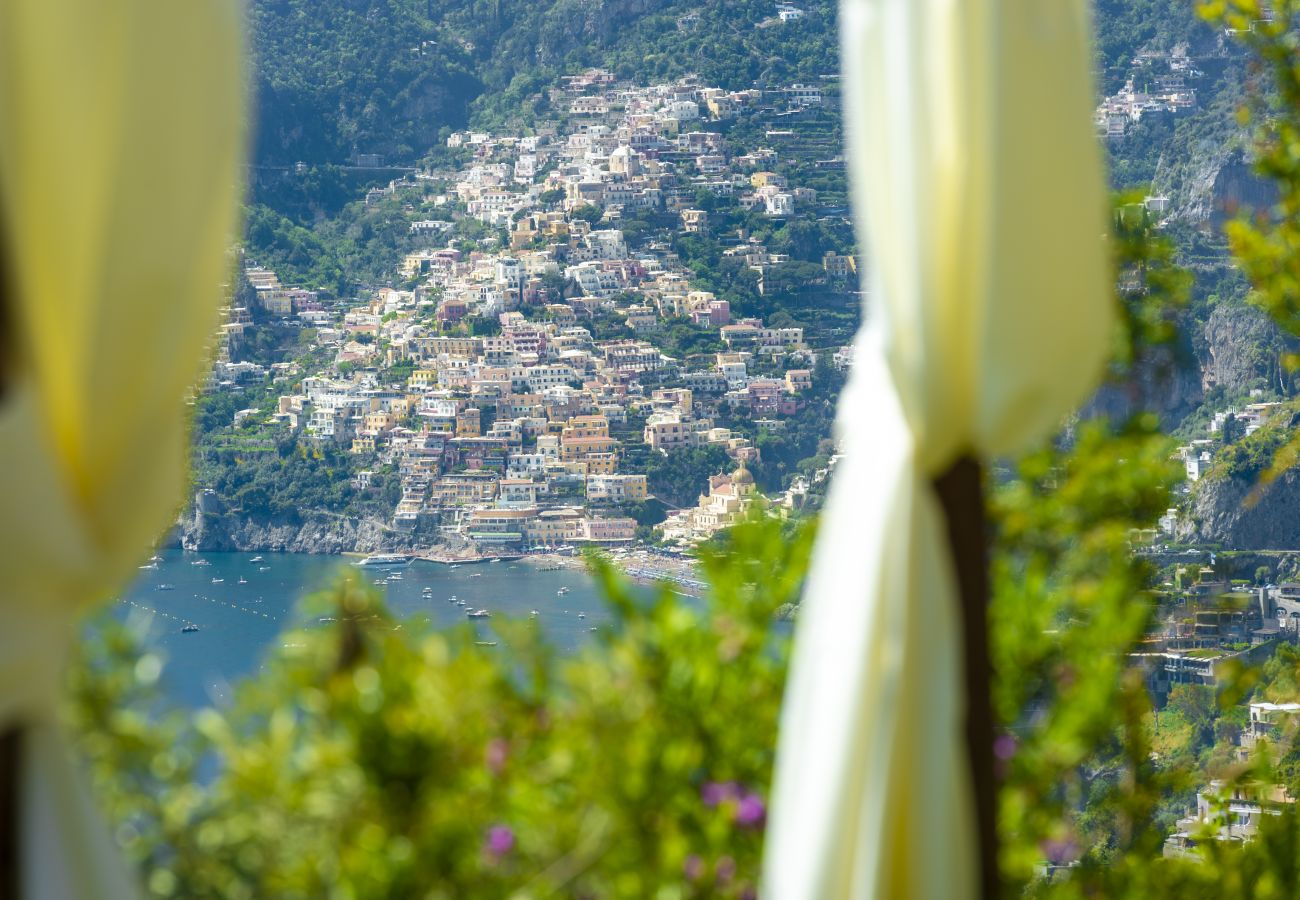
top-left (248, 0), bottom-right (840, 170)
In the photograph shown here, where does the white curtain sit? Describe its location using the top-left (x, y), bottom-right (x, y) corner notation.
top-left (0, 0), bottom-right (244, 896)
top-left (765, 1), bottom-right (1112, 896)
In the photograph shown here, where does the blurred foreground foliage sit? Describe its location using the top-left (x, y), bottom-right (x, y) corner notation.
top-left (70, 517), bottom-right (811, 899)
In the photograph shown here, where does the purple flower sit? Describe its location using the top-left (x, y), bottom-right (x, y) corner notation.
top-left (1038, 835), bottom-right (1079, 866)
top-left (485, 738), bottom-right (509, 775)
top-left (485, 825), bottom-right (515, 857)
top-left (702, 781), bottom-right (740, 807)
top-left (716, 855), bottom-right (736, 885)
top-left (993, 734), bottom-right (1017, 761)
top-left (735, 793), bottom-right (766, 828)
top-left (683, 854), bottom-right (705, 882)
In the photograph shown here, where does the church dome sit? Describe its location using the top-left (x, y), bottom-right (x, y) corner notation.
top-left (732, 462), bottom-right (755, 485)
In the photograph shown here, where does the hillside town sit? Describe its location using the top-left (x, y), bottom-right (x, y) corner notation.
top-left (206, 71), bottom-right (850, 556)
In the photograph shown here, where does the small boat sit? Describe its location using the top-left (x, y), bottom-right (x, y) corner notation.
top-left (387, 573), bottom-right (403, 581)
top-left (557, 586), bottom-right (571, 596)
top-left (149, 555), bottom-right (163, 562)
top-left (466, 609), bottom-right (491, 619)
top-left (211, 578), bottom-right (224, 584)
top-left (181, 624), bottom-right (199, 633)
top-left (249, 556), bottom-right (263, 563)
top-left (489, 558), bottom-right (501, 564)
top-left (373, 579), bottom-right (386, 586)
top-left (449, 564), bottom-right (461, 570)
top-left (191, 559), bottom-right (211, 567)
top-left (238, 577), bottom-right (248, 584)
top-left (448, 595), bottom-right (458, 603)
top-left (156, 584), bottom-right (175, 591)
top-left (577, 612), bottom-right (586, 619)
top-left (258, 566), bottom-right (271, 572)
top-left (530, 610), bottom-right (539, 617)
top-left (138, 563), bottom-right (158, 570)
top-left (469, 573), bottom-right (483, 579)
top-left (589, 627), bottom-right (598, 632)
top-left (457, 599), bottom-right (468, 607)
top-left (422, 587), bottom-right (434, 595)
top-left (318, 616), bottom-right (337, 623)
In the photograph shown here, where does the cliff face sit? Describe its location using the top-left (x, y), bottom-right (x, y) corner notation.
top-left (1085, 345), bottom-right (1203, 428)
top-left (1177, 469), bottom-right (1300, 549)
top-left (1088, 300), bottom-right (1293, 429)
top-left (175, 494), bottom-right (433, 554)
top-left (1199, 303), bottom-right (1291, 397)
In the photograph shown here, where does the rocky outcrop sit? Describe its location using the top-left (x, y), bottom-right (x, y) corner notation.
top-left (1087, 300), bottom-right (1295, 429)
top-left (1085, 343), bottom-right (1203, 428)
top-left (1177, 468), bottom-right (1300, 550)
top-left (1199, 303), bottom-right (1291, 397)
top-left (175, 495), bottom-right (435, 554)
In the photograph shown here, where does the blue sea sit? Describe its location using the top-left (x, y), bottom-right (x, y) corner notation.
top-left (116, 550), bottom-right (610, 709)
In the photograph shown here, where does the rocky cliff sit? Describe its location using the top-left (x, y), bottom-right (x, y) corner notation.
top-left (1199, 303), bottom-right (1292, 397)
top-left (174, 493), bottom-right (437, 554)
top-left (1177, 468), bottom-right (1300, 549)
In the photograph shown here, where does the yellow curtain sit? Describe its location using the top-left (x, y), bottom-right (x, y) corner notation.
top-left (0, 0), bottom-right (244, 895)
top-left (764, 1), bottom-right (1110, 896)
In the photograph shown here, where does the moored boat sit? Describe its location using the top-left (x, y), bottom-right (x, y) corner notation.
top-left (357, 553), bottom-right (411, 568)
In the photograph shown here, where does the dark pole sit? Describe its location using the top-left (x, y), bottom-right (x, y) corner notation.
top-left (0, 729), bottom-right (17, 900)
top-left (932, 455), bottom-right (998, 900)
top-left (0, 195), bottom-right (21, 900)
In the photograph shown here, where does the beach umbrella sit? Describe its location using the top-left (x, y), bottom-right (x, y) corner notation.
top-left (764, 1), bottom-right (1112, 897)
top-left (0, 0), bottom-right (244, 895)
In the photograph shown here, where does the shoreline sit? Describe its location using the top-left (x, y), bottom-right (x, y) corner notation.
top-left (205, 543), bottom-right (710, 598)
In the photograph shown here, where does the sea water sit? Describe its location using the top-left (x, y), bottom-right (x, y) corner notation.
top-left (116, 549), bottom-right (610, 709)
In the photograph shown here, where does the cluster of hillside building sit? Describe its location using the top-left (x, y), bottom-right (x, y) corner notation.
top-left (211, 71), bottom-right (853, 552)
top-left (1096, 47), bottom-right (1201, 140)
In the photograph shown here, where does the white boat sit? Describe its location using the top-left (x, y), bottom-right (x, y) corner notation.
top-left (191, 559), bottom-right (211, 567)
top-left (156, 584), bottom-right (174, 591)
top-left (387, 572), bottom-right (403, 581)
top-left (448, 595), bottom-right (458, 603)
top-left (422, 587), bottom-right (433, 595)
top-left (258, 566), bottom-right (271, 572)
top-left (577, 612), bottom-right (586, 619)
top-left (249, 556), bottom-right (263, 563)
top-left (557, 586), bottom-right (571, 595)
top-left (181, 624), bottom-right (199, 633)
top-left (373, 579), bottom-right (386, 586)
top-left (138, 563), bottom-right (158, 570)
top-left (466, 609), bottom-right (491, 619)
top-left (149, 555), bottom-right (163, 562)
top-left (211, 578), bottom-right (224, 584)
top-left (356, 553), bottom-right (411, 568)
top-left (530, 610), bottom-right (539, 617)
top-left (238, 577), bottom-right (248, 584)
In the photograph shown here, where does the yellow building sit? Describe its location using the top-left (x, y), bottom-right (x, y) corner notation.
top-left (456, 407), bottom-right (481, 437)
top-left (658, 463), bottom-right (760, 544)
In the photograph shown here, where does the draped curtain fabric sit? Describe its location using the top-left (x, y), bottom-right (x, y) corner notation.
top-left (0, 1), bottom-right (244, 895)
top-left (765, 1), bottom-right (1111, 896)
